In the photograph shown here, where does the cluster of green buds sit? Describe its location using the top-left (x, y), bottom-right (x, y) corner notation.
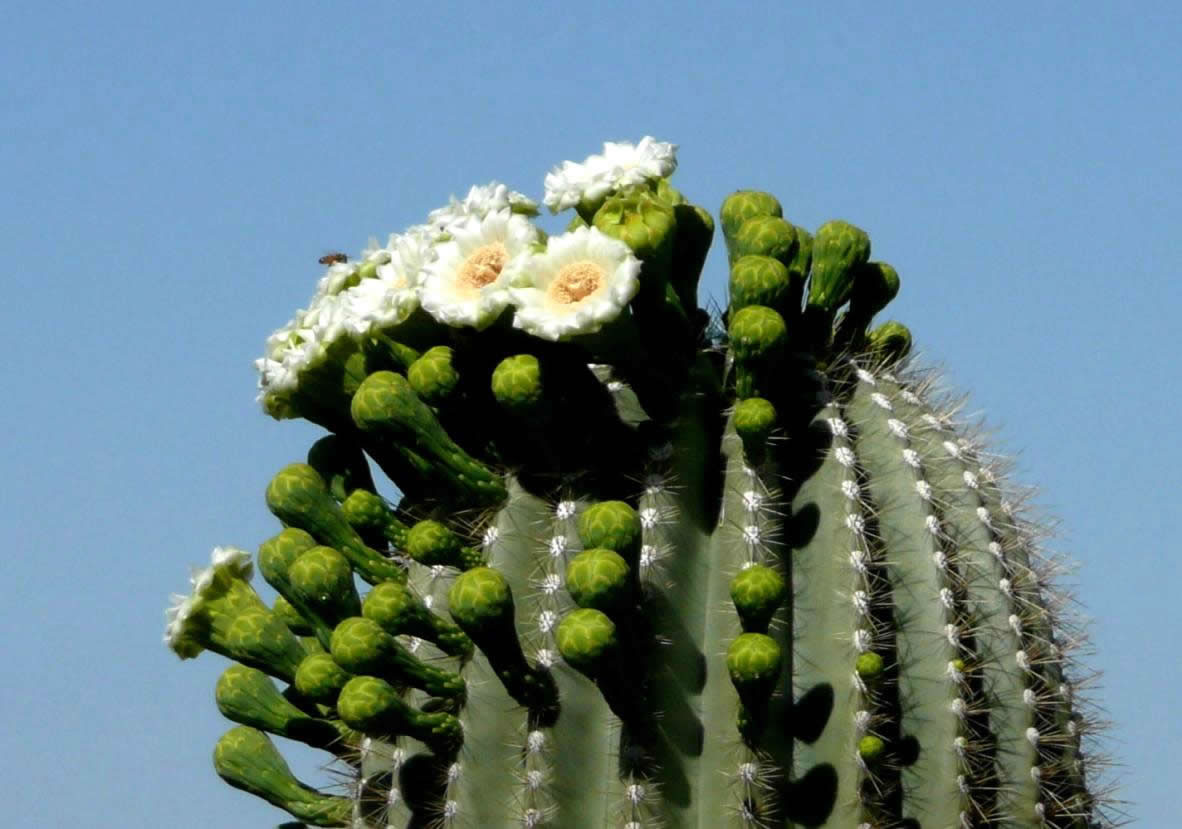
top-left (166, 138), bottom-right (1113, 828)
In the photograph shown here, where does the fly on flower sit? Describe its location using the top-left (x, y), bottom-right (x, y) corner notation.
top-left (318, 252), bottom-right (349, 266)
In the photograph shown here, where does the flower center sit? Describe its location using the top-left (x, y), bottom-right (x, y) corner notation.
top-left (457, 243), bottom-right (509, 290)
top-left (548, 261), bottom-right (604, 305)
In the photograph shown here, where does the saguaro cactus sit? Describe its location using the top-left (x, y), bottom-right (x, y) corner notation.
top-left (165, 140), bottom-right (1115, 827)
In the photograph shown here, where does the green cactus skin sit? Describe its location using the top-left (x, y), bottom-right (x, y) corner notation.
top-left (171, 176), bottom-right (1113, 829)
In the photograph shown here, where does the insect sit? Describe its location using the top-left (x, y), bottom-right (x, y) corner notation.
top-left (318, 252), bottom-right (348, 266)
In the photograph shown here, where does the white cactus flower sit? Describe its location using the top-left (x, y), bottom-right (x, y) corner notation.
top-left (420, 210), bottom-right (539, 329)
top-left (164, 546), bottom-right (256, 658)
top-left (508, 226), bottom-right (640, 341)
top-left (427, 181), bottom-right (538, 232)
top-left (543, 136), bottom-right (677, 213)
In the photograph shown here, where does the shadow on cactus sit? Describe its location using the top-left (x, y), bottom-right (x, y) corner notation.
top-left (165, 139), bottom-right (1118, 827)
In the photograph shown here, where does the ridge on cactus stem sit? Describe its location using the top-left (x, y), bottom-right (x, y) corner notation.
top-left (166, 136), bottom-right (1117, 829)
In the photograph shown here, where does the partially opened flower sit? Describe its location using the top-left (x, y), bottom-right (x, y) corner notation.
top-left (509, 226), bottom-right (641, 341)
top-left (254, 315), bottom-right (332, 415)
top-left (599, 136), bottom-right (678, 189)
top-left (342, 231), bottom-right (430, 338)
top-left (255, 228), bottom-right (435, 416)
top-left (427, 181), bottom-right (538, 233)
top-left (543, 136), bottom-right (678, 214)
top-left (164, 546), bottom-right (306, 681)
top-left (420, 210), bottom-right (540, 329)
top-left (164, 546), bottom-right (261, 658)
top-left (312, 260), bottom-right (361, 298)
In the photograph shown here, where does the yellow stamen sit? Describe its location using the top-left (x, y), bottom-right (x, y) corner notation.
top-left (458, 243), bottom-right (509, 290)
top-left (548, 261), bottom-right (604, 305)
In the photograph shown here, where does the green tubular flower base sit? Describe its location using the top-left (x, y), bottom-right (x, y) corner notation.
top-left (172, 164), bottom-right (1112, 829)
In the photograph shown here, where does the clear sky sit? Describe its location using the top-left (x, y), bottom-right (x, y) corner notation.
top-left (2, 2), bottom-right (1176, 826)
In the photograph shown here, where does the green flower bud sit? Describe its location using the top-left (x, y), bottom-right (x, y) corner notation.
top-left (670, 202), bottom-right (715, 312)
top-left (555, 608), bottom-right (618, 676)
top-left (730, 255), bottom-right (791, 314)
top-left (855, 651), bottom-right (885, 681)
top-left (222, 607), bottom-right (309, 684)
top-left (305, 435), bottom-right (375, 503)
top-left (339, 488), bottom-right (386, 531)
top-left (491, 354), bottom-right (544, 415)
top-left (294, 652), bottom-right (352, 705)
top-left (867, 320), bottom-right (913, 362)
top-left (265, 463), bottom-right (404, 585)
top-left (288, 546), bottom-right (362, 627)
top-left (257, 528), bottom-right (317, 593)
top-left (404, 519), bottom-right (482, 570)
top-left (655, 178), bottom-right (687, 206)
top-left (215, 665), bottom-right (350, 755)
top-left (363, 581), bottom-right (473, 659)
top-left (593, 189), bottom-right (677, 266)
top-left (731, 216), bottom-right (799, 271)
top-left (330, 617), bottom-right (464, 699)
top-left (272, 595), bottom-right (312, 635)
top-left (729, 564), bottom-right (786, 633)
top-left (351, 371), bottom-right (506, 505)
top-left (577, 501), bottom-right (641, 559)
top-left (790, 227), bottom-right (814, 286)
top-left (720, 190), bottom-right (783, 242)
top-left (726, 633), bottom-right (782, 703)
top-left (407, 345), bottom-right (460, 405)
top-left (848, 262), bottom-right (900, 320)
top-left (340, 488), bottom-right (408, 549)
top-left (728, 305), bottom-right (788, 364)
top-left (213, 726), bottom-right (353, 826)
top-left (336, 676), bottom-right (462, 751)
top-left (447, 566), bottom-right (513, 633)
top-left (733, 398), bottom-right (778, 460)
top-left (406, 519), bottom-right (460, 566)
top-left (858, 734), bottom-right (887, 764)
top-left (447, 567), bottom-right (556, 711)
top-left (807, 220), bottom-right (871, 312)
top-left (565, 548), bottom-right (632, 612)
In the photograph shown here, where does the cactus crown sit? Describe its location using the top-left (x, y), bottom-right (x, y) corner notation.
top-left (167, 138), bottom-right (1115, 828)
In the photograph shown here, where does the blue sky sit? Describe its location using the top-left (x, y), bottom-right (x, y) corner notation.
top-left (2, 2), bottom-right (1176, 825)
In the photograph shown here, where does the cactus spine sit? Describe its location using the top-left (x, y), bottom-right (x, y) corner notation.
top-left (166, 140), bottom-right (1113, 828)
